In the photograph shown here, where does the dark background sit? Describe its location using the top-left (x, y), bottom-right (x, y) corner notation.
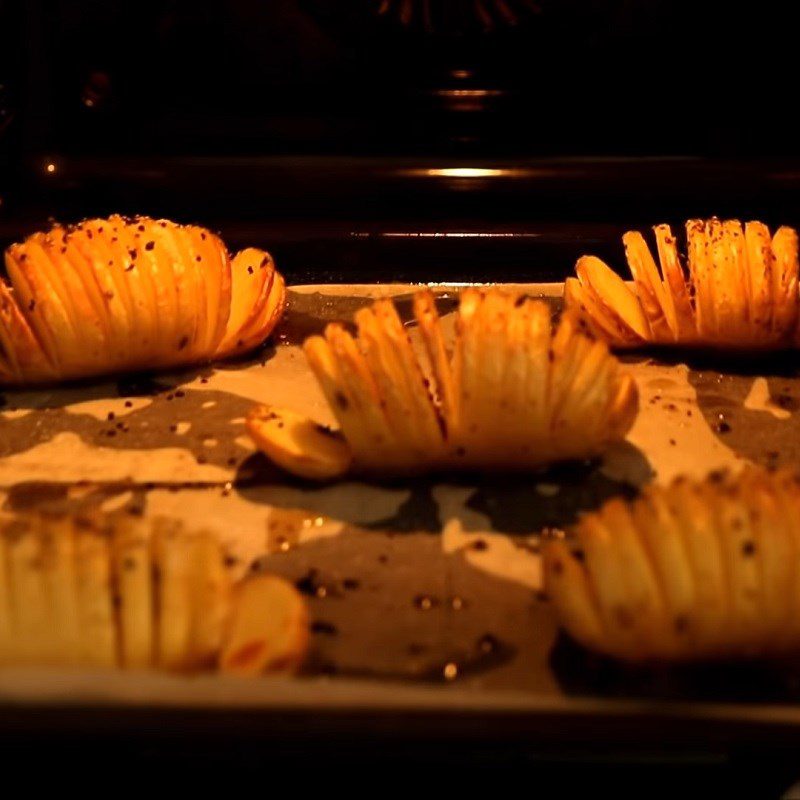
top-left (3, 1), bottom-right (800, 282)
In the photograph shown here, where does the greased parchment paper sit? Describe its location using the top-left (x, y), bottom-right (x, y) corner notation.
top-left (1, 284), bottom-right (799, 708)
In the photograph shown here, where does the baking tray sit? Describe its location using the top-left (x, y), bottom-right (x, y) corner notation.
top-left (2, 282), bottom-right (800, 746)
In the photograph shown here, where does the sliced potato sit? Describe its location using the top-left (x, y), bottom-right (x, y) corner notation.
top-left (576, 255), bottom-right (651, 340)
top-left (219, 574), bottom-right (308, 676)
top-left (0, 279), bottom-right (56, 384)
top-left (0, 511), bottom-right (308, 675)
top-left (543, 540), bottom-right (608, 656)
top-left (653, 224), bottom-right (695, 339)
top-left (39, 513), bottom-right (82, 666)
top-left (218, 248), bottom-right (270, 355)
top-left (0, 216), bottom-right (286, 386)
top-left (255, 287), bottom-right (636, 477)
top-left (152, 517), bottom-right (193, 672)
top-left (413, 290), bottom-right (457, 429)
top-left (623, 230), bottom-right (675, 340)
top-left (2, 517), bottom-right (50, 663)
top-left (186, 530), bottom-right (232, 669)
top-left (74, 515), bottom-right (118, 668)
top-left (567, 217), bottom-right (799, 350)
top-left (549, 467), bottom-right (800, 662)
top-left (247, 404), bottom-right (353, 481)
top-left (5, 244), bottom-right (73, 371)
top-left (112, 514), bottom-right (154, 669)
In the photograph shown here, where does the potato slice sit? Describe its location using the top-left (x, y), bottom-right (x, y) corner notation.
top-left (501, 294), bottom-right (532, 456)
top-left (168, 225), bottom-right (209, 360)
top-left (772, 472), bottom-right (800, 643)
top-left (145, 220), bottom-right (199, 357)
top-left (47, 226), bottom-right (113, 343)
top-left (325, 324), bottom-right (399, 460)
top-left (218, 248), bottom-right (270, 355)
top-left (413, 290), bottom-right (457, 431)
top-left (112, 514), bottom-right (154, 669)
top-left (631, 489), bottom-right (697, 656)
top-left (548, 312), bottom-right (592, 437)
top-left (576, 256), bottom-right (651, 340)
top-left (231, 270), bottom-right (286, 357)
top-left (520, 299), bottom-right (552, 445)
top-left (451, 288), bottom-right (482, 448)
top-left (556, 341), bottom-right (615, 456)
top-left (4, 516), bottom-right (56, 664)
top-left (470, 290), bottom-right (514, 455)
top-left (225, 251), bottom-right (285, 356)
top-left (304, 334), bottom-right (385, 469)
top-left (564, 276), bottom-right (642, 346)
top-left (68, 221), bottom-right (140, 360)
top-left (606, 372), bottom-right (639, 440)
top-left (354, 308), bottom-right (437, 464)
top-left (0, 279), bottom-right (56, 384)
top-left (744, 220), bottom-right (774, 336)
top-left (5, 245), bottom-right (73, 371)
top-left (665, 480), bottom-right (729, 654)
top-left (101, 217), bottom-right (161, 366)
top-left (771, 225), bottom-right (799, 339)
top-left (18, 235), bottom-right (93, 358)
top-left (39, 513), bottom-right (82, 666)
top-left (152, 517), bottom-right (193, 672)
top-left (706, 218), bottom-right (739, 341)
top-left (219, 574), bottom-right (308, 676)
top-left (370, 299), bottom-right (445, 454)
top-left (577, 512), bottom-right (641, 659)
top-left (186, 226), bottom-right (230, 355)
top-left (623, 230), bottom-right (676, 340)
top-left (74, 515), bottom-right (118, 668)
top-left (653, 224), bottom-right (696, 339)
top-left (186, 530), bottom-right (231, 669)
top-left (685, 219), bottom-right (719, 339)
top-left (711, 485), bottom-right (763, 654)
top-left (35, 231), bottom-right (108, 370)
top-left (543, 540), bottom-right (608, 656)
top-left (745, 477), bottom-right (794, 650)
top-left (247, 403), bottom-right (353, 481)
top-left (598, 497), bottom-right (672, 657)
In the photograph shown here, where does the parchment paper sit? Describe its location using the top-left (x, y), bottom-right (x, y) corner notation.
top-left (2, 283), bottom-right (799, 712)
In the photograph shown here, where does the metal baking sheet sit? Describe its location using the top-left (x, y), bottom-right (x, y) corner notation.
top-left (2, 282), bottom-right (800, 736)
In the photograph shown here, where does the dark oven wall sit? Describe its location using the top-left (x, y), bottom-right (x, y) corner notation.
top-left (2, 0), bottom-right (800, 283)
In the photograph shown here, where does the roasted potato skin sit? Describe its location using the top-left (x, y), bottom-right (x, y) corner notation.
top-left (0, 510), bottom-right (307, 674)
top-left (0, 216), bottom-right (285, 386)
top-left (545, 467), bottom-right (800, 663)
top-left (565, 217), bottom-right (800, 351)
top-left (248, 287), bottom-right (638, 479)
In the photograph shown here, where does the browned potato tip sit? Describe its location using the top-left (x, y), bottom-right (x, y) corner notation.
top-left (0, 216), bottom-right (286, 385)
top-left (247, 287), bottom-right (639, 479)
top-left (565, 218), bottom-right (800, 350)
top-left (544, 466), bottom-right (800, 662)
top-left (0, 511), bottom-right (308, 674)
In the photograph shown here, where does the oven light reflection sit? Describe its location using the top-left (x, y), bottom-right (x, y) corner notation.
top-left (426, 167), bottom-right (506, 178)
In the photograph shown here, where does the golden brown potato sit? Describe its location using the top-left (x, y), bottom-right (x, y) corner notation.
top-left (0, 216), bottom-right (286, 385)
top-left (0, 511), bottom-right (307, 675)
top-left (565, 218), bottom-right (800, 350)
top-left (247, 287), bottom-right (639, 480)
top-left (544, 467), bottom-right (800, 662)
top-left (219, 574), bottom-right (309, 677)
